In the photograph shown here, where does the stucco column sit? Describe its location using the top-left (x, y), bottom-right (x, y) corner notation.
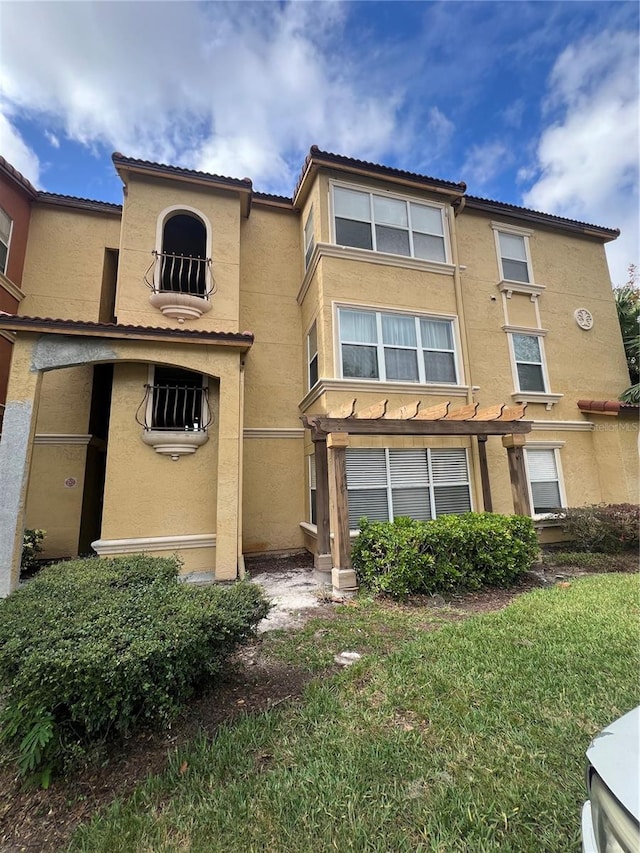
top-left (215, 359), bottom-right (241, 580)
top-left (0, 335), bottom-right (43, 597)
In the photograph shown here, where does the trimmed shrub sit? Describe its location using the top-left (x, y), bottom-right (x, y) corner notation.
top-left (352, 513), bottom-right (539, 598)
top-left (0, 555), bottom-right (270, 783)
top-left (560, 504), bottom-right (639, 553)
top-left (21, 529), bottom-right (45, 572)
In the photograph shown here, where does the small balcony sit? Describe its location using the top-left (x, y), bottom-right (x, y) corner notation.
top-left (144, 251), bottom-right (215, 321)
top-left (136, 370), bottom-right (212, 460)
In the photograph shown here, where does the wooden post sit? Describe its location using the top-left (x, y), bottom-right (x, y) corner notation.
top-left (326, 432), bottom-right (357, 591)
top-left (502, 434), bottom-right (531, 516)
top-left (477, 436), bottom-right (493, 512)
top-left (312, 436), bottom-right (331, 573)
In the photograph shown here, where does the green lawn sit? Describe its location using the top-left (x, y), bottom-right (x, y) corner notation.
top-left (70, 574), bottom-right (639, 852)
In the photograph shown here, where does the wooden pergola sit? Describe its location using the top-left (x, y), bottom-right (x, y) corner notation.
top-left (301, 400), bottom-right (532, 590)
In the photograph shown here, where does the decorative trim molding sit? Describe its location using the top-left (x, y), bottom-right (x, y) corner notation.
top-left (490, 221), bottom-right (534, 238)
top-left (498, 281), bottom-right (545, 299)
top-left (503, 324), bottom-right (548, 336)
top-left (0, 271), bottom-right (24, 302)
top-left (91, 533), bottom-right (217, 555)
top-left (297, 242), bottom-right (455, 304)
top-left (512, 391), bottom-right (563, 411)
top-left (244, 428), bottom-right (305, 439)
top-left (34, 433), bottom-right (92, 445)
top-left (299, 379), bottom-right (470, 412)
top-left (299, 521), bottom-right (358, 541)
top-left (531, 420), bottom-right (593, 432)
top-left (525, 440), bottom-right (566, 449)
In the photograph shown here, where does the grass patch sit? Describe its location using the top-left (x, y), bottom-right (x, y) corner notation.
top-left (263, 596), bottom-right (456, 672)
top-left (543, 551), bottom-right (637, 571)
top-left (70, 574), bottom-right (639, 852)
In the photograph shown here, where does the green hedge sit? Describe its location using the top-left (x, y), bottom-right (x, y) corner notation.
top-left (352, 513), bottom-right (539, 598)
top-left (0, 555), bottom-right (270, 783)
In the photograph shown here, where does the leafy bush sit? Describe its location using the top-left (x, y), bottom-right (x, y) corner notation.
top-left (0, 555), bottom-right (270, 783)
top-left (21, 529), bottom-right (45, 572)
top-left (352, 513), bottom-right (539, 598)
top-left (559, 504), bottom-right (639, 553)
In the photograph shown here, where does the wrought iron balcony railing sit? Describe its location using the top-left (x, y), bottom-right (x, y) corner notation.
top-left (136, 382), bottom-right (212, 432)
top-left (144, 251), bottom-right (215, 298)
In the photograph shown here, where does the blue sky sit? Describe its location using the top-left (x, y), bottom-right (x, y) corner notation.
top-left (1, 0), bottom-right (638, 283)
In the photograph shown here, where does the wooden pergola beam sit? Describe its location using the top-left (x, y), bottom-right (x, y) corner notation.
top-left (301, 416), bottom-right (532, 437)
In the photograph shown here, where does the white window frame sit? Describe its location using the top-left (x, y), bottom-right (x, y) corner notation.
top-left (330, 180), bottom-right (450, 264)
top-left (337, 304), bottom-right (462, 386)
top-left (155, 204), bottom-right (212, 259)
top-left (345, 447), bottom-right (473, 530)
top-left (0, 206), bottom-right (13, 277)
top-left (145, 365), bottom-right (209, 431)
top-left (524, 444), bottom-right (566, 518)
top-left (507, 330), bottom-right (551, 394)
top-left (491, 223), bottom-right (534, 285)
top-left (303, 206), bottom-right (315, 270)
top-left (307, 319), bottom-right (319, 390)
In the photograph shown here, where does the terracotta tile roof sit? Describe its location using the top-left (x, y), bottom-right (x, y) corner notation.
top-left (112, 153), bottom-right (253, 190)
top-left (577, 399), bottom-right (639, 415)
top-left (294, 145), bottom-right (466, 201)
top-left (0, 313), bottom-right (254, 347)
top-left (464, 196), bottom-right (620, 240)
top-left (36, 192), bottom-right (122, 214)
top-left (0, 156), bottom-right (38, 198)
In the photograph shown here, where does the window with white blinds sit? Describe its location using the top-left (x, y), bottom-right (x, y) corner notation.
top-left (345, 447), bottom-right (471, 528)
top-left (525, 448), bottom-right (563, 514)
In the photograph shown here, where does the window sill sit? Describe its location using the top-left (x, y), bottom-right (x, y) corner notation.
top-left (512, 391), bottom-right (563, 411)
top-left (299, 522), bottom-right (358, 540)
top-left (141, 429), bottom-right (209, 459)
top-left (149, 291), bottom-right (212, 321)
top-left (298, 242), bottom-right (455, 304)
top-left (498, 280), bottom-right (545, 300)
top-left (299, 379), bottom-right (470, 411)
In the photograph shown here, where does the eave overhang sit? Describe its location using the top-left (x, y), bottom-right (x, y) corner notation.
top-left (0, 314), bottom-right (254, 350)
top-left (112, 153), bottom-right (253, 218)
top-left (293, 146), bottom-right (467, 210)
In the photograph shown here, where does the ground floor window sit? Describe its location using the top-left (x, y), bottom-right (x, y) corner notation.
top-left (309, 447), bottom-right (472, 528)
top-left (525, 448), bottom-right (563, 514)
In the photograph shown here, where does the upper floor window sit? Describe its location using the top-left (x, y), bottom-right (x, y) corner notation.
top-left (338, 307), bottom-right (459, 384)
top-left (307, 321), bottom-right (318, 389)
top-left (0, 207), bottom-right (12, 275)
top-left (511, 333), bottom-right (547, 393)
top-left (304, 207), bottom-right (315, 269)
top-left (333, 185), bottom-right (447, 263)
top-left (160, 213), bottom-right (208, 295)
top-left (495, 229), bottom-right (532, 283)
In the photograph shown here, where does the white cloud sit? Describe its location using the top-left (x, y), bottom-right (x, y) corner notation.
top-left (0, 105), bottom-right (40, 185)
top-left (523, 30), bottom-right (639, 285)
top-left (0, 1), bottom-right (408, 192)
top-left (462, 141), bottom-right (512, 190)
top-left (44, 130), bottom-right (60, 149)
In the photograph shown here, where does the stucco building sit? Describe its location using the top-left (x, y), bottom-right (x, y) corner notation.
top-left (0, 147), bottom-right (637, 595)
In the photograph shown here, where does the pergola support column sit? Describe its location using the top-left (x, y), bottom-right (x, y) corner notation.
top-left (477, 436), bottom-right (493, 512)
top-left (312, 436), bottom-right (332, 575)
top-left (326, 432), bottom-right (357, 592)
top-left (502, 434), bottom-right (531, 516)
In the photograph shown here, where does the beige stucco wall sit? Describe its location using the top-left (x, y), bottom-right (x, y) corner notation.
top-left (115, 175), bottom-right (243, 332)
top-left (25, 444), bottom-right (87, 558)
top-left (20, 205), bottom-right (121, 322)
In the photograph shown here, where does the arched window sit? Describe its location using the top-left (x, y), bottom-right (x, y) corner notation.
top-left (158, 211), bottom-right (209, 296)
